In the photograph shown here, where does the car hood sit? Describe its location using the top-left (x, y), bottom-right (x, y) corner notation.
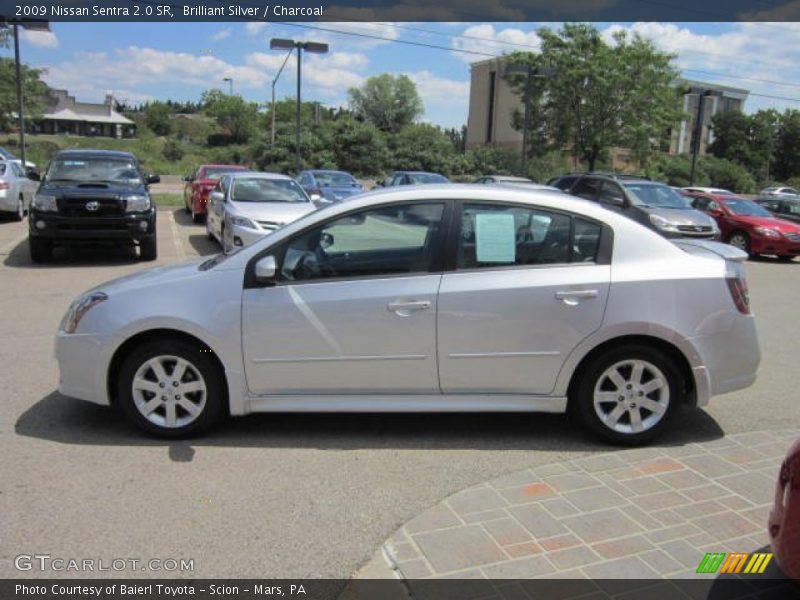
top-left (40, 181), bottom-right (147, 197)
top-left (230, 201), bottom-right (316, 223)
top-left (644, 206), bottom-right (716, 227)
top-left (729, 215), bottom-right (800, 232)
top-left (87, 259), bottom-right (207, 296)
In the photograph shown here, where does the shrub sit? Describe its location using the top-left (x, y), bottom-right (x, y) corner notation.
top-left (162, 139), bottom-right (184, 162)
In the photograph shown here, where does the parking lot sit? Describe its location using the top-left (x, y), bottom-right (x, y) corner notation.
top-left (1, 206), bottom-right (798, 579)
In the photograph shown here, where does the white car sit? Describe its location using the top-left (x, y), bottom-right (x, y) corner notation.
top-left (682, 186), bottom-right (734, 196)
top-left (206, 171), bottom-right (316, 253)
top-left (55, 185), bottom-right (760, 444)
top-left (760, 186), bottom-right (800, 199)
top-left (0, 160), bottom-right (38, 220)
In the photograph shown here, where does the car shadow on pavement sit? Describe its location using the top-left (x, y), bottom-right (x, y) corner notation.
top-left (2, 236), bottom-right (140, 268)
top-left (170, 207), bottom-right (218, 257)
top-left (16, 391), bottom-right (725, 459)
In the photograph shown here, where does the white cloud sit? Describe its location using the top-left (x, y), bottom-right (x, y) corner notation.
top-left (210, 28), bottom-right (232, 41)
top-left (451, 24), bottom-right (540, 63)
top-left (402, 70), bottom-right (470, 127)
top-left (245, 22), bottom-right (267, 36)
top-left (22, 29), bottom-right (58, 48)
top-left (245, 51), bottom-right (369, 92)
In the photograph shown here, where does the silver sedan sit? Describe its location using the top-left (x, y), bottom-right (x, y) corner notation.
top-left (54, 185), bottom-right (760, 444)
top-left (0, 160), bottom-right (38, 221)
top-left (205, 171), bottom-right (316, 253)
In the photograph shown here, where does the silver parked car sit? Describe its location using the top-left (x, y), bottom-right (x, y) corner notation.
top-left (760, 186), bottom-right (800, 199)
top-left (206, 171), bottom-right (316, 253)
top-left (55, 185), bottom-right (760, 444)
top-left (0, 160), bottom-right (38, 221)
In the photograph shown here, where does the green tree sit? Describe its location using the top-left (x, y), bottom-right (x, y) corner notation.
top-left (515, 24), bottom-right (681, 171)
top-left (145, 101), bottom-right (172, 136)
top-left (348, 74), bottom-right (423, 133)
top-left (0, 58), bottom-right (49, 132)
top-left (773, 110), bottom-right (800, 182)
top-left (162, 138), bottom-right (184, 162)
top-left (389, 123), bottom-right (455, 174)
top-left (709, 109), bottom-right (780, 182)
top-left (329, 118), bottom-right (390, 176)
top-left (201, 89), bottom-right (258, 144)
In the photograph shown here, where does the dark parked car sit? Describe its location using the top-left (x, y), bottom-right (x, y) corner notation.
top-left (376, 171), bottom-right (450, 188)
top-left (297, 169), bottom-right (363, 204)
top-left (755, 197), bottom-right (800, 225)
top-left (561, 173), bottom-right (719, 239)
top-left (28, 149), bottom-right (159, 262)
top-left (686, 191), bottom-right (800, 260)
top-left (769, 438), bottom-right (799, 580)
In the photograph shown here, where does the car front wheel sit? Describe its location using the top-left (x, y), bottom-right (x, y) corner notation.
top-left (728, 231), bottom-right (751, 256)
top-left (28, 236), bottom-right (52, 263)
top-left (117, 339), bottom-right (225, 437)
top-left (572, 345), bottom-right (683, 446)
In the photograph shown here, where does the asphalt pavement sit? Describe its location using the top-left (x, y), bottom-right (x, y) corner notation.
top-left (1, 208), bottom-right (798, 580)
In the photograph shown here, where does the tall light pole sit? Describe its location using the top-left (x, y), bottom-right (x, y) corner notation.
top-left (269, 38), bottom-right (329, 175)
top-left (222, 77), bottom-right (233, 95)
top-left (505, 63), bottom-right (555, 177)
top-left (270, 48), bottom-right (293, 146)
top-left (688, 88), bottom-right (721, 186)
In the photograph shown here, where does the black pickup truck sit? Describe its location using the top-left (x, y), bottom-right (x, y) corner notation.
top-left (27, 149), bottom-right (160, 262)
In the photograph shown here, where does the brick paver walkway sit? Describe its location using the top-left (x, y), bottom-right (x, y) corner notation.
top-left (358, 429), bottom-right (797, 580)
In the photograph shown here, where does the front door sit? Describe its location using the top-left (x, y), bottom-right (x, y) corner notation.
top-left (242, 201), bottom-right (449, 395)
top-left (437, 201), bottom-right (611, 395)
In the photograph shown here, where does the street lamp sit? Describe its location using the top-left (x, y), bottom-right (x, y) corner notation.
top-left (505, 63), bottom-right (555, 177)
top-left (270, 48), bottom-right (293, 146)
top-left (222, 77), bottom-right (233, 95)
top-left (270, 38), bottom-right (329, 174)
top-left (688, 88), bottom-right (722, 186)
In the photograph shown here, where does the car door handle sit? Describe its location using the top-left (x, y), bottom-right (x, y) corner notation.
top-left (387, 300), bottom-right (431, 315)
top-left (555, 290), bottom-right (599, 305)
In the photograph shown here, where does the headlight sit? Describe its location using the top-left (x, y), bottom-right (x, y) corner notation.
top-left (124, 194), bottom-right (151, 213)
top-left (228, 215), bottom-right (257, 229)
top-left (649, 214), bottom-right (679, 232)
top-left (309, 192), bottom-right (322, 201)
top-left (32, 194), bottom-right (57, 212)
top-left (60, 292), bottom-right (108, 334)
top-left (754, 226), bottom-right (781, 239)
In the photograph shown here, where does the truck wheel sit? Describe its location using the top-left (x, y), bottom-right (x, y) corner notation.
top-left (28, 236), bottom-right (52, 263)
top-left (13, 196), bottom-right (24, 222)
top-left (139, 234), bottom-right (157, 261)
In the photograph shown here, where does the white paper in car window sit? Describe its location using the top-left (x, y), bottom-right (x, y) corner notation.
top-left (475, 213), bottom-right (516, 263)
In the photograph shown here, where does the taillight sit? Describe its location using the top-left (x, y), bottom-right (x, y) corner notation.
top-left (726, 264), bottom-right (750, 314)
top-left (0, 182), bottom-right (9, 190)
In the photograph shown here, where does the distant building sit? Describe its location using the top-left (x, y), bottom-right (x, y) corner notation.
top-left (465, 56), bottom-right (749, 162)
top-left (32, 89), bottom-right (136, 138)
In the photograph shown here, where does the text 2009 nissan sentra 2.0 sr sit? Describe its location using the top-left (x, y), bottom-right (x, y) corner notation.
top-left (54, 185), bottom-right (760, 445)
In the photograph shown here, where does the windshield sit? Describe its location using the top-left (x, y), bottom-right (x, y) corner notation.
top-left (203, 167), bottom-right (245, 180)
top-left (47, 157), bottom-right (142, 185)
top-left (408, 173), bottom-right (449, 184)
top-left (231, 178), bottom-right (309, 203)
top-left (313, 172), bottom-right (358, 186)
top-left (723, 198), bottom-right (773, 217)
top-left (624, 184), bottom-right (691, 208)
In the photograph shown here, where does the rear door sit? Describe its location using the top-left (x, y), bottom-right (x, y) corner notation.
top-left (437, 201), bottom-right (611, 395)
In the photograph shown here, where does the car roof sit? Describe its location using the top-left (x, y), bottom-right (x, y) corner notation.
top-left (226, 171), bottom-right (293, 181)
top-left (55, 149), bottom-right (136, 160)
top-left (396, 171), bottom-right (446, 176)
top-left (485, 175), bottom-right (532, 181)
top-left (201, 164), bottom-right (247, 169)
top-left (308, 169), bottom-right (352, 174)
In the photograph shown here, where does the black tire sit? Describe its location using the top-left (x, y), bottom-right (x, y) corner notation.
top-left (13, 196), bottom-right (24, 222)
top-left (117, 338), bottom-right (226, 438)
top-left (139, 234), bottom-right (157, 261)
top-left (184, 196), bottom-right (191, 214)
top-left (28, 236), bottom-right (52, 263)
top-left (191, 208), bottom-right (204, 224)
top-left (727, 231), bottom-right (751, 256)
top-left (571, 344), bottom-right (684, 446)
top-left (778, 255), bottom-right (794, 262)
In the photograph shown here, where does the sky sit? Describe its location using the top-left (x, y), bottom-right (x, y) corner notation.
top-left (6, 21), bottom-right (800, 129)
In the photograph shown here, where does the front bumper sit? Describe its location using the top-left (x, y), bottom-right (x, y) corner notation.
top-left (750, 235), bottom-right (800, 256)
top-left (230, 224), bottom-right (271, 248)
top-left (55, 331), bottom-right (113, 405)
top-left (29, 209), bottom-right (155, 243)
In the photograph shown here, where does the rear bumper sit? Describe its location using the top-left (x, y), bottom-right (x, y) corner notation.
top-left (29, 209), bottom-right (155, 242)
top-left (192, 191), bottom-right (210, 214)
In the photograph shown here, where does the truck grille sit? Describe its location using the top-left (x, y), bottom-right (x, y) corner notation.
top-left (60, 196), bottom-right (123, 217)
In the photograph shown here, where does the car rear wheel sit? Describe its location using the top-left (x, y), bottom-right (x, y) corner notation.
top-left (13, 196), bottom-right (24, 222)
top-left (139, 234), bottom-right (157, 261)
top-left (117, 339), bottom-right (225, 437)
top-left (572, 345), bottom-right (683, 446)
top-left (728, 231), bottom-right (751, 256)
top-left (28, 236), bottom-right (52, 263)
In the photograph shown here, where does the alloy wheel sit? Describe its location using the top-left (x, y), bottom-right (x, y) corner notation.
top-left (131, 355), bottom-right (207, 428)
top-left (592, 359), bottom-right (670, 435)
top-left (729, 234), bottom-right (749, 252)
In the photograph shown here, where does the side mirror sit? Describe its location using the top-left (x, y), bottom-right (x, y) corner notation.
top-left (320, 232), bottom-right (334, 249)
top-left (254, 255), bottom-right (277, 281)
top-left (146, 174), bottom-right (161, 184)
top-left (27, 169), bottom-right (40, 181)
top-left (210, 190), bottom-right (224, 203)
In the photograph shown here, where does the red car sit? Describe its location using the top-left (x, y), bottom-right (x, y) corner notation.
top-left (685, 191), bottom-right (800, 261)
top-left (183, 164), bottom-right (247, 223)
top-left (769, 438), bottom-right (800, 579)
